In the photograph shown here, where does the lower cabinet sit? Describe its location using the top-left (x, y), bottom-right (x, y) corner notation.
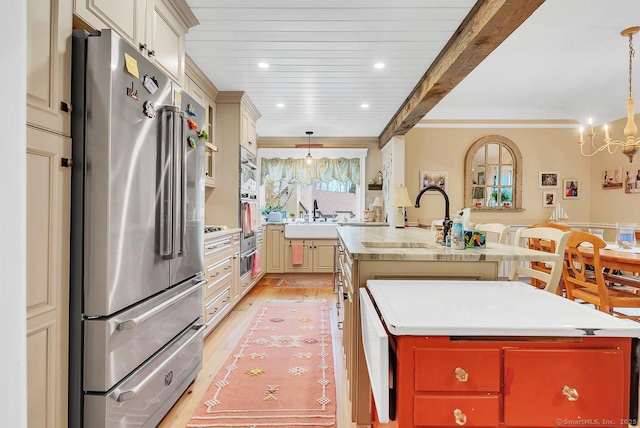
top-left (266, 225), bottom-right (285, 273)
top-left (376, 336), bottom-right (632, 428)
top-left (203, 231), bottom-right (239, 336)
top-left (284, 239), bottom-right (337, 273)
top-left (26, 126), bottom-right (71, 428)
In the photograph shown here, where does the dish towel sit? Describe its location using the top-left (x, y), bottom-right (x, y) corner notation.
top-left (245, 203), bottom-right (254, 234)
top-left (291, 241), bottom-right (304, 265)
top-left (250, 202), bottom-right (261, 231)
top-left (251, 251), bottom-right (261, 278)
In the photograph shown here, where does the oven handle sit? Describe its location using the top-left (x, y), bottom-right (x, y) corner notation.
top-left (116, 278), bottom-right (205, 331)
top-left (114, 323), bottom-right (206, 402)
top-left (241, 160), bottom-right (258, 170)
top-left (241, 250), bottom-right (257, 259)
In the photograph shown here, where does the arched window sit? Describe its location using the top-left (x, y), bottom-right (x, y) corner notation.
top-left (464, 135), bottom-right (522, 211)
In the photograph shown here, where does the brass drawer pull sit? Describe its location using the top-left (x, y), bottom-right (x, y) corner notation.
top-left (454, 367), bottom-right (468, 382)
top-left (453, 408), bottom-right (467, 426)
top-left (562, 385), bottom-right (579, 401)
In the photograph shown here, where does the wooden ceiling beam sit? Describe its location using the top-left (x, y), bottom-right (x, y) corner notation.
top-left (378, 0), bottom-right (545, 148)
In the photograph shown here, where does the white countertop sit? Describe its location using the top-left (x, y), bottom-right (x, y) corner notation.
top-left (338, 226), bottom-right (562, 262)
top-left (365, 280), bottom-right (640, 337)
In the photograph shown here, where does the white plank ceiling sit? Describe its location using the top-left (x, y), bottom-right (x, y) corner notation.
top-left (186, 0), bottom-right (640, 138)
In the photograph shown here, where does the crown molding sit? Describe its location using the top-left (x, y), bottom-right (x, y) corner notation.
top-left (162, 0), bottom-right (199, 29)
top-left (185, 55), bottom-right (219, 100)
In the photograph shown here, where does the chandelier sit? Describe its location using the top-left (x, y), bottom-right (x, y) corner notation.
top-left (578, 26), bottom-right (640, 163)
top-left (305, 131), bottom-right (313, 164)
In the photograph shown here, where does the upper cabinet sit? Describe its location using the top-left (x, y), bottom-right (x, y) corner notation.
top-left (74, 0), bottom-right (198, 83)
top-left (27, 0), bottom-right (72, 135)
top-left (185, 55), bottom-right (219, 188)
top-left (216, 91), bottom-right (261, 155)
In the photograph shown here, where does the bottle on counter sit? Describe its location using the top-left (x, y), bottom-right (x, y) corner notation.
top-left (451, 217), bottom-right (465, 250)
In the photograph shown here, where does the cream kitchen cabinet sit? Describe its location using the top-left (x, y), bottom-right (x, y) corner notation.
top-left (266, 225), bottom-right (285, 273)
top-left (209, 91), bottom-right (260, 227)
top-left (27, 0), bottom-right (72, 136)
top-left (285, 239), bottom-right (337, 273)
top-left (26, 125), bottom-right (71, 428)
top-left (185, 56), bottom-right (219, 188)
top-left (203, 231), bottom-right (240, 335)
top-left (73, 0), bottom-right (197, 83)
top-left (241, 109), bottom-right (257, 155)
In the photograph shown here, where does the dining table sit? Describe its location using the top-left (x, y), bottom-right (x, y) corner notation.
top-left (578, 244), bottom-right (640, 287)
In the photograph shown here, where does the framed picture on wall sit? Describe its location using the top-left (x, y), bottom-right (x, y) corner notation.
top-left (542, 191), bottom-right (557, 207)
top-left (562, 178), bottom-right (579, 199)
top-left (602, 167), bottom-right (623, 189)
top-left (419, 170), bottom-right (447, 193)
top-left (538, 171), bottom-right (559, 188)
top-left (625, 169), bottom-right (640, 194)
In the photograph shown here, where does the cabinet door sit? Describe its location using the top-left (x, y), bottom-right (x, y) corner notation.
top-left (74, 0), bottom-right (143, 47)
top-left (313, 240), bottom-right (337, 273)
top-left (240, 109), bottom-right (256, 154)
top-left (504, 348), bottom-right (626, 427)
top-left (27, 0), bottom-right (72, 135)
top-left (285, 240), bottom-right (313, 273)
top-left (266, 226), bottom-right (285, 273)
top-left (204, 143), bottom-right (217, 188)
top-left (26, 126), bottom-right (71, 428)
top-left (146, 0), bottom-right (186, 83)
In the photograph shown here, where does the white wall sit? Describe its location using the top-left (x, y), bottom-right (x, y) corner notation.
top-left (0, 2), bottom-right (27, 427)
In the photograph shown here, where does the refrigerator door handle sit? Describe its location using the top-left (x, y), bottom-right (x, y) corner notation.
top-left (159, 106), bottom-right (175, 259)
top-left (179, 113), bottom-right (187, 257)
top-left (113, 323), bottom-right (206, 402)
top-left (116, 278), bottom-right (206, 331)
top-left (171, 107), bottom-right (183, 259)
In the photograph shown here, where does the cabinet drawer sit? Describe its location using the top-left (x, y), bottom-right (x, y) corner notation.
top-left (414, 394), bottom-right (500, 427)
top-left (415, 348), bottom-right (501, 392)
top-left (205, 256), bottom-right (233, 297)
top-left (504, 348), bottom-right (626, 427)
top-left (204, 287), bottom-right (231, 326)
top-left (204, 235), bottom-right (234, 259)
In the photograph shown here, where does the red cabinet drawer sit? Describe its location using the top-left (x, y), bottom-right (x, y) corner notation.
top-left (414, 394), bottom-right (500, 427)
top-left (415, 348), bottom-right (501, 392)
top-left (504, 348), bottom-right (626, 427)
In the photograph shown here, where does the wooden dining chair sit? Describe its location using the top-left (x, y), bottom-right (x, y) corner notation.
top-left (563, 230), bottom-right (640, 320)
top-left (527, 222), bottom-right (572, 293)
top-left (474, 223), bottom-right (509, 244)
top-left (509, 227), bottom-right (570, 294)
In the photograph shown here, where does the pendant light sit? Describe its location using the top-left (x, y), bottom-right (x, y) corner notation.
top-left (305, 131), bottom-right (313, 164)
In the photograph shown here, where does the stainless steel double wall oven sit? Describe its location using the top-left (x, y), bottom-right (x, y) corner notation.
top-left (239, 146), bottom-right (260, 276)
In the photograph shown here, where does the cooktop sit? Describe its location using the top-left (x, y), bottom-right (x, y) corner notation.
top-left (204, 225), bottom-right (227, 233)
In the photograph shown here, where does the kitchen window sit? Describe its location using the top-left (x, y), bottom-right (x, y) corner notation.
top-left (258, 148), bottom-right (367, 221)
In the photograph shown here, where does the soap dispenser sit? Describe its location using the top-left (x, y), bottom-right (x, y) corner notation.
top-left (451, 216), bottom-right (465, 250)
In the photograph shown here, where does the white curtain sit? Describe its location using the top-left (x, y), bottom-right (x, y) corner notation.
top-left (261, 157), bottom-right (360, 185)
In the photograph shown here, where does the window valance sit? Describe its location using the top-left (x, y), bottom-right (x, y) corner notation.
top-left (261, 157), bottom-right (360, 185)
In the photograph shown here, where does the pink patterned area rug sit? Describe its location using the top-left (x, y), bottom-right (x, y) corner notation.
top-left (274, 277), bottom-right (334, 288)
top-left (187, 300), bottom-right (336, 427)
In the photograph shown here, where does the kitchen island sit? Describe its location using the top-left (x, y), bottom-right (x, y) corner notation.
top-left (361, 280), bottom-right (640, 427)
top-left (335, 226), bottom-right (563, 425)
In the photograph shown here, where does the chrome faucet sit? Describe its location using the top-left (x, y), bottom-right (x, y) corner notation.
top-left (415, 186), bottom-right (452, 244)
top-left (313, 199), bottom-right (319, 222)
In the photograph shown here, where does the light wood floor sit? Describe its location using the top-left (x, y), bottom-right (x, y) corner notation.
top-left (158, 275), bottom-right (357, 428)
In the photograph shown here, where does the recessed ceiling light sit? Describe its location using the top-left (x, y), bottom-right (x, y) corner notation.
top-left (258, 62), bottom-right (269, 69)
top-left (361, 104), bottom-right (369, 109)
top-left (276, 103), bottom-right (285, 108)
top-left (374, 62), bottom-right (385, 69)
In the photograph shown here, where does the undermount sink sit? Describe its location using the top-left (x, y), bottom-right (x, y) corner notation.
top-left (284, 223), bottom-right (338, 239)
top-left (361, 241), bottom-right (440, 249)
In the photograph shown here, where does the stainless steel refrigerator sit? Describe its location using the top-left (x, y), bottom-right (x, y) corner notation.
top-left (70, 29), bottom-right (206, 428)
